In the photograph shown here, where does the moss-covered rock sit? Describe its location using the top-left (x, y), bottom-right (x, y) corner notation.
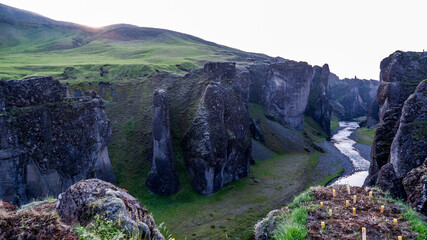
top-left (56, 178), bottom-right (164, 240)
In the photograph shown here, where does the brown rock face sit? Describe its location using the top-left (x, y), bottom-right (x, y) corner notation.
top-left (0, 77), bottom-right (115, 205)
top-left (365, 51), bottom-right (427, 187)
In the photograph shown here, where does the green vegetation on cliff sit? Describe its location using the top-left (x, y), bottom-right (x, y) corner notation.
top-left (354, 127), bottom-right (376, 145)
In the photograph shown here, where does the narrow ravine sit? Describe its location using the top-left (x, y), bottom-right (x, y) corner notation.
top-left (331, 121), bottom-right (370, 186)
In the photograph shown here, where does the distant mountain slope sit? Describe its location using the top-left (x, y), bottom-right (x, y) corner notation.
top-left (0, 3), bottom-right (270, 80)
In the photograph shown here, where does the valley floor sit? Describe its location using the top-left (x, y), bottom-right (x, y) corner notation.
top-left (144, 147), bottom-right (352, 239)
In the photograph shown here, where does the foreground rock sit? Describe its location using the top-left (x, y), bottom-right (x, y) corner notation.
top-left (182, 62), bottom-right (251, 195)
top-left (0, 77), bottom-right (115, 205)
top-left (57, 179), bottom-right (164, 240)
top-left (365, 51), bottom-right (427, 187)
top-left (306, 64), bottom-right (331, 137)
top-left (146, 89), bottom-right (179, 195)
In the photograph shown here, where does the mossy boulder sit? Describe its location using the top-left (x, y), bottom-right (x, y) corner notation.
top-left (56, 178), bottom-right (164, 240)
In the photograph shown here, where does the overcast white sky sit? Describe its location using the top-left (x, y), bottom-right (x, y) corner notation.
top-left (2, 0), bottom-right (427, 79)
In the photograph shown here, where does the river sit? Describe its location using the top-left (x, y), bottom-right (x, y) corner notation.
top-left (331, 121), bottom-right (370, 186)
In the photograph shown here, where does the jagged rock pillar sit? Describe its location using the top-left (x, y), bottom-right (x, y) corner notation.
top-left (306, 64), bottom-right (331, 137)
top-left (146, 89), bottom-right (179, 195)
top-left (182, 62), bottom-right (251, 195)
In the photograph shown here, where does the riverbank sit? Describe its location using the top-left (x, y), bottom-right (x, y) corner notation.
top-left (324, 122), bottom-right (373, 186)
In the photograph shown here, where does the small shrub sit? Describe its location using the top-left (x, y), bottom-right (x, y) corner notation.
top-left (74, 215), bottom-right (129, 240)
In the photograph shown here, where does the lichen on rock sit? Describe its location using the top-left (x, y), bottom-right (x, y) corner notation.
top-left (56, 178), bottom-right (164, 240)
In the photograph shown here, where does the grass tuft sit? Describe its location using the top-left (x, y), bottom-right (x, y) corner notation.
top-left (273, 207), bottom-right (308, 240)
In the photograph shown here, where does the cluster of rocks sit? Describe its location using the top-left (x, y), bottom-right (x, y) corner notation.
top-left (365, 51), bottom-right (427, 215)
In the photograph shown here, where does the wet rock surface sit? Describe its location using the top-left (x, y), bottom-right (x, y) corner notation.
top-left (0, 77), bottom-right (115, 205)
top-left (56, 178), bottom-right (164, 240)
top-left (366, 51), bottom-right (427, 187)
top-left (146, 89), bottom-right (179, 195)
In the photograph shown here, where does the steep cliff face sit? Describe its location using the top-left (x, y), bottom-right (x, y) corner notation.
top-left (248, 59), bottom-right (313, 130)
top-left (0, 77), bottom-right (115, 205)
top-left (364, 99), bottom-right (380, 127)
top-left (375, 80), bottom-right (427, 198)
top-left (365, 51), bottom-right (427, 187)
top-left (182, 62), bottom-right (251, 195)
top-left (306, 64), bottom-right (331, 137)
top-left (329, 74), bottom-right (379, 120)
top-left (403, 159), bottom-right (427, 215)
top-left (146, 89), bottom-right (179, 195)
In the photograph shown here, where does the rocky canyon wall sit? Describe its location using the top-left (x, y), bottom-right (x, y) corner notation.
top-left (365, 51), bottom-right (427, 206)
top-left (248, 58), bottom-right (314, 131)
top-left (329, 73), bottom-right (379, 120)
top-left (0, 77), bottom-right (115, 205)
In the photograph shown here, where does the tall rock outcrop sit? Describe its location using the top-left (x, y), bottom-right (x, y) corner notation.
top-left (248, 58), bottom-right (313, 130)
top-left (182, 62), bottom-right (251, 195)
top-left (146, 89), bottom-right (179, 195)
top-left (365, 51), bottom-right (427, 187)
top-left (329, 74), bottom-right (379, 120)
top-left (375, 79), bottom-right (427, 198)
top-left (0, 77), bottom-right (115, 205)
top-left (306, 64), bottom-right (331, 137)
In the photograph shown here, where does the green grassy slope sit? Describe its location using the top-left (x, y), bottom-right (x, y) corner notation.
top-left (0, 4), bottom-right (268, 80)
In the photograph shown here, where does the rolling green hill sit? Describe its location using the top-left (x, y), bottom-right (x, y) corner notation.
top-left (0, 3), bottom-right (270, 81)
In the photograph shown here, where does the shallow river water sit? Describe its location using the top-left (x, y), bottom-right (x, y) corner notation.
top-left (331, 121), bottom-right (370, 186)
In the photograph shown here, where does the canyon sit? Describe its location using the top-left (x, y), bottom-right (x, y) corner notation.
top-left (0, 3), bottom-right (426, 240)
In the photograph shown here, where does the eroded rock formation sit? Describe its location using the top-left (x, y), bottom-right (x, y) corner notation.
top-left (329, 74), bottom-right (379, 120)
top-left (365, 51), bottom-right (427, 187)
top-left (0, 77), bottom-right (115, 205)
top-left (248, 58), bottom-right (313, 130)
top-left (57, 179), bottom-right (164, 240)
top-left (403, 159), bottom-right (427, 215)
top-left (146, 89), bottom-right (179, 195)
top-left (182, 62), bottom-right (251, 195)
top-left (375, 79), bottom-right (427, 198)
top-left (306, 64), bottom-right (331, 137)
